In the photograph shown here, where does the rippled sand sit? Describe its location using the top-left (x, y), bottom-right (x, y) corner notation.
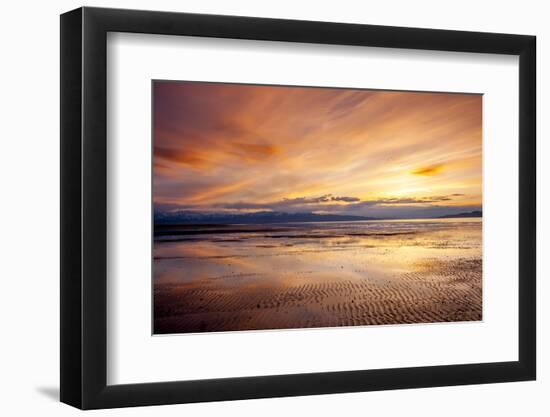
top-left (153, 218), bottom-right (482, 334)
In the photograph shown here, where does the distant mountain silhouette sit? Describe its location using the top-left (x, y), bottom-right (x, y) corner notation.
top-left (437, 210), bottom-right (482, 219)
top-left (154, 210), bottom-right (377, 225)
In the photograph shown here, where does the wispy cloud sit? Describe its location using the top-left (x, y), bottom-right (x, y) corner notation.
top-left (412, 164), bottom-right (444, 176)
top-left (153, 81), bottom-right (482, 218)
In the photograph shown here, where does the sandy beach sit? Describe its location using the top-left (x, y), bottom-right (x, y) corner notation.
top-left (153, 218), bottom-right (482, 334)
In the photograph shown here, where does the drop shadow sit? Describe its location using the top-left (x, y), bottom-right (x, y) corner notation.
top-left (36, 386), bottom-right (59, 401)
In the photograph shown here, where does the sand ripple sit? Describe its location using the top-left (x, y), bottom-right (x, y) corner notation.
top-left (154, 257), bottom-right (482, 333)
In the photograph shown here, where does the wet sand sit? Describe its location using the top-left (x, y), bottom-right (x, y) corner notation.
top-left (154, 218), bottom-right (482, 334)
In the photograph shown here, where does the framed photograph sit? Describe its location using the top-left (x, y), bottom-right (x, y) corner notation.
top-left (60, 6), bottom-right (536, 409)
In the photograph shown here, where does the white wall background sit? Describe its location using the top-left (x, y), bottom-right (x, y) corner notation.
top-left (0, 0), bottom-right (546, 415)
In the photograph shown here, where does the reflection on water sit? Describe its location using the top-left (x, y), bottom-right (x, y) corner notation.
top-left (154, 218), bottom-right (482, 334)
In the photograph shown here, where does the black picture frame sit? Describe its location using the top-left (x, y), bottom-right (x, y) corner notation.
top-left (60, 6), bottom-right (536, 410)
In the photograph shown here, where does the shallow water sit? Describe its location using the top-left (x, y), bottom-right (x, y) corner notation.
top-left (153, 218), bottom-right (482, 334)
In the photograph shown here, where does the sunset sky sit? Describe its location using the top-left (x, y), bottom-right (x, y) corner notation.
top-left (153, 81), bottom-right (482, 219)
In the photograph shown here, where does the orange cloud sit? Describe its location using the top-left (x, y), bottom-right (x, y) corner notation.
top-left (412, 164), bottom-right (444, 176)
top-left (183, 179), bottom-right (252, 204)
top-left (232, 143), bottom-right (281, 160)
top-left (153, 81), bottom-right (482, 217)
top-left (155, 146), bottom-right (211, 169)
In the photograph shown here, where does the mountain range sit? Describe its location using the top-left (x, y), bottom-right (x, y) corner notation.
top-left (437, 210), bottom-right (482, 219)
top-left (154, 210), bottom-right (376, 225)
top-left (154, 209), bottom-right (483, 225)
